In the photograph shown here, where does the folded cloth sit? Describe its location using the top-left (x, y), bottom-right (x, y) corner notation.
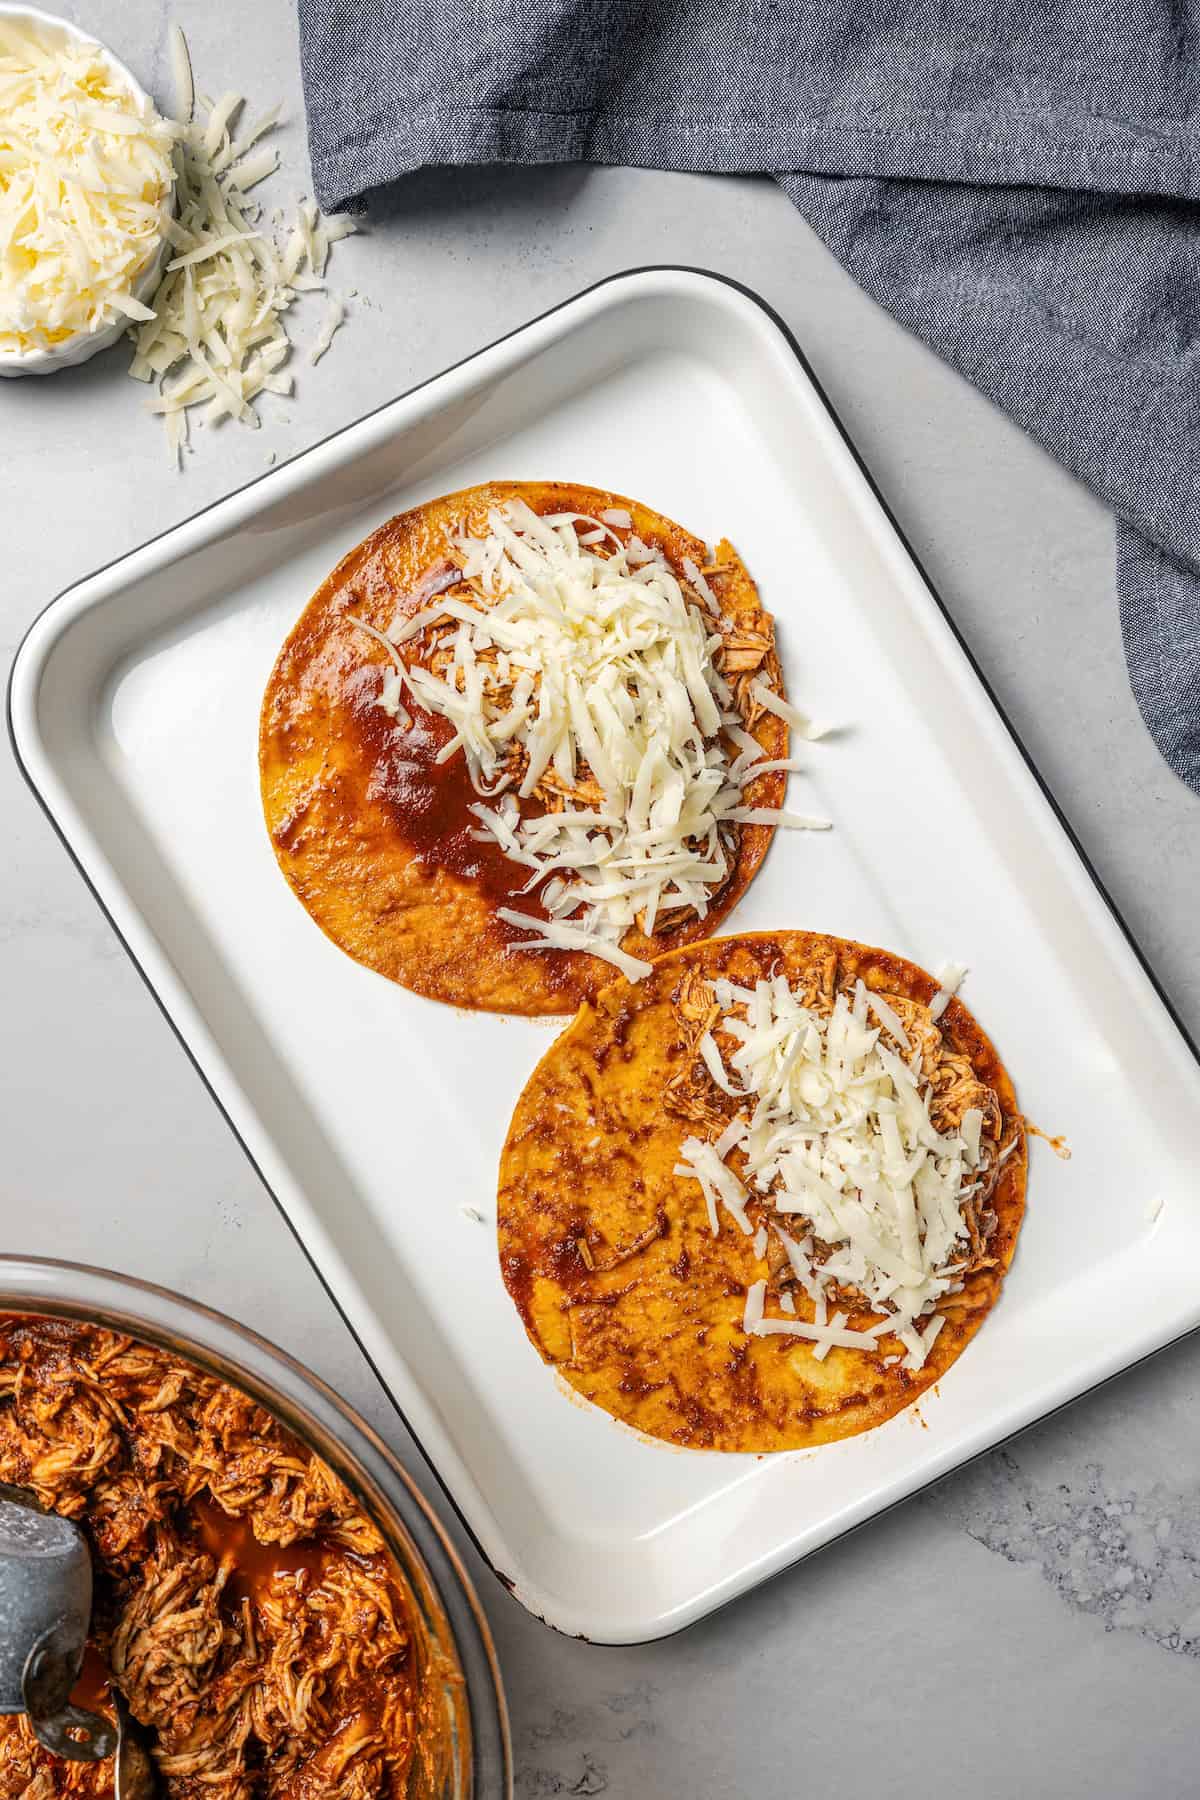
top-left (298, 0), bottom-right (1200, 792)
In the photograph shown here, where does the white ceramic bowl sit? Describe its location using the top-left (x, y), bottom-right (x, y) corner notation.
top-left (0, 5), bottom-right (173, 378)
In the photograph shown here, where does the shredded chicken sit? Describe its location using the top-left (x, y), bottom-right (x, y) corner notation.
top-left (663, 969), bottom-right (728, 1129)
top-left (0, 1319), bottom-right (424, 1799)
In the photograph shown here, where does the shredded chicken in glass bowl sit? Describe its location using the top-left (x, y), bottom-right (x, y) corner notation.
top-left (0, 1258), bottom-right (510, 1799)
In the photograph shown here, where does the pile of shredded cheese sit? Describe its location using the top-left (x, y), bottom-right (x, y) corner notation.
top-left (676, 973), bottom-right (1011, 1369)
top-left (130, 27), bottom-right (356, 464)
top-left (359, 501), bottom-right (825, 979)
top-left (0, 17), bottom-right (357, 458)
top-left (0, 15), bottom-right (176, 354)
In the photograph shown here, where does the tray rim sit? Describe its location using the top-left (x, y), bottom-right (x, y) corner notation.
top-left (10, 264), bottom-right (1200, 1646)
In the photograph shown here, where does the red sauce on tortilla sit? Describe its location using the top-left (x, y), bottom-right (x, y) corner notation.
top-left (349, 679), bottom-right (579, 989)
top-left (352, 694), bottom-right (532, 907)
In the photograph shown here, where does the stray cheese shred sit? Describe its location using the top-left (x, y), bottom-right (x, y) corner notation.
top-left (684, 972), bottom-right (993, 1369)
top-left (0, 15), bottom-right (176, 354)
top-left (929, 960), bottom-right (968, 1021)
top-left (364, 502), bottom-right (819, 971)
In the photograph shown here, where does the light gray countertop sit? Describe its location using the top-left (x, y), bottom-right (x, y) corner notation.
top-left (4, 5), bottom-right (1199, 1795)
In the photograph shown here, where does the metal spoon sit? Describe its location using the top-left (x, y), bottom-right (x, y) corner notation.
top-left (113, 1687), bottom-right (161, 1800)
top-left (0, 1482), bottom-right (115, 1761)
top-left (0, 1483), bottom-right (162, 1795)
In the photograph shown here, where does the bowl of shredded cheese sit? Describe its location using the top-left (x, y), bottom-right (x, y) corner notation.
top-left (0, 6), bottom-right (176, 375)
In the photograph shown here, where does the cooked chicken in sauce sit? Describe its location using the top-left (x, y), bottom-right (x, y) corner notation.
top-left (0, 1318), bottom-right (434, 1800)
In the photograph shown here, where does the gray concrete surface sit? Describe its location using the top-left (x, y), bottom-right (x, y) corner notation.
top-left (3, 4), bottom-right (1199, 1795)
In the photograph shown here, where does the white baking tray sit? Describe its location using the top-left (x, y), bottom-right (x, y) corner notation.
top-left (11, 269), bottom-right (1200, 1645)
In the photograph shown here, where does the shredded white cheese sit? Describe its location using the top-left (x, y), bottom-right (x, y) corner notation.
top-left (749, 679), bottom-right (832, 742)
top-left (0, 16), bottom-right (176, 354)
top-left (676, 1136), bottom-right (754, 1236)
top-left (496, 908), bottom-right (653, 982)
top-left (308, 294), bottom-right (345, 365)
top-left (680, 974), bottom-right (990, 1369)
top-left (929, 960), bottom-right (968, 1021)
top-left (363, 503), bottom-right (819, 971)
top-left (126, 30), bottom-right (358, 464)
top-left (169, 24), bottom-right (194, 130)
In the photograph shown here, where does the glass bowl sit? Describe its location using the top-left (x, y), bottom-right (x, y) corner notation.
top-left (0, 1254), bottom-right (512, 1796)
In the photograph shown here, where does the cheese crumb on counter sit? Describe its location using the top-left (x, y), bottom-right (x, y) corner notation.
top-left (131, 27), bottom-right (359, 467)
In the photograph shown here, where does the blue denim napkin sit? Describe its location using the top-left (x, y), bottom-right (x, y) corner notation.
top-left (298, 0), bottom-right (1200, 792)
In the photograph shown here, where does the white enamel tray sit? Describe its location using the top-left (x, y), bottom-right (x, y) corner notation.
top-left (11, 269), bottom-right (1200, 1645)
